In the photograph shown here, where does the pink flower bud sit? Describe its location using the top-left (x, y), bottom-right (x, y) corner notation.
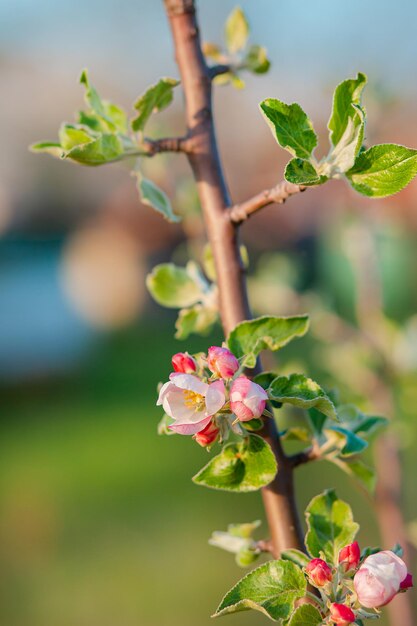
top-left (230, 376), bottom-right (268, 422)
top-left (172, 352), bottom-right (197, 374)
top-left (193, 420), bottom-right (220, 447)
top-left (305, 558), bottom-right (333, 586)
top-left (354, 550), bottom-right (409, 608)
top-left (329, 603), bottom-right (355, 625)
top-left (207, 346), bottom-right (239, 379)
top-left (339, 541), bottom-right (361, 571)
top-left (400, 572), bottom-right (413, 590)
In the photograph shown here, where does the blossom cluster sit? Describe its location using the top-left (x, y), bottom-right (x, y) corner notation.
top-left (305, 542), bottom-right (413, 624)
top-left (157, 347), bottom-right (268, 446)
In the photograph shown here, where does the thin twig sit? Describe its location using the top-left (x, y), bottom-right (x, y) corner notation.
top-left (208, 64), bottom-right (232, 79)
top-left (228, 181), bottom-right (305, 224)
top-left (142, 136), bottom-right (190, 155)
top-left (289, 442), bottom-right (321, 468)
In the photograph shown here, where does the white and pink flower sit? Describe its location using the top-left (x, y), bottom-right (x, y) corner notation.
top-left (230, 376), bottom-right (268, 422)
top-left (354, 550), bottom-right (412, 608)
top-left (157, 373), bottom-right (226, 435)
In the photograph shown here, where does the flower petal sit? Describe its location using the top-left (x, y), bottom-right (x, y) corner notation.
top-left (169, 373), bottom-right (209, 395)
top-left (169, 416), bottom-right (211, 435)
top-left (205, 379), bottom-right (226, 415)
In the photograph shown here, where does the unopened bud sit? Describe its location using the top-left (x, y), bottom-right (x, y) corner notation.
top-left (329, 603), bottom-right (355, 625)
top-left (172, 352), bottom-right (197, 374)
top-left (305, 558), bottom-right (333, 587)
top-left (339, 541), bottom-right (361, 572)
top-left (207, 346), bottom-right (239, 379)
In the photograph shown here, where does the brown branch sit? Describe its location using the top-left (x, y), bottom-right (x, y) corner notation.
top-left (228, 180), bottom-right (305, 224)
top-left (289, 442), bottom-right (321, 468)
top-left (208, 64), bottom-right (232, 79)
top-left (163, 0), bottom-right (304, 557)
top-left (142, 135), bottom-right (190, 155)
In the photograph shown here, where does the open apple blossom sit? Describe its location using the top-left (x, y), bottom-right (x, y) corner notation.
top-left (157, 346), bottom-right (270, 439)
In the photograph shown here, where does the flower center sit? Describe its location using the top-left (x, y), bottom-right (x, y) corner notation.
top-left (183, 390), bottom-right (205, 410)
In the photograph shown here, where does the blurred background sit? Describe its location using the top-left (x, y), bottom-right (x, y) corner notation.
top-left (1, 1), bottom-right (417, 624)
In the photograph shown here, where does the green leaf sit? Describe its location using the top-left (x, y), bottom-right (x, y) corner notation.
top-left (308, 408), bottom-right (327, 436)
top-left (268, 374), bottom-right (337, 421)
top-left (288, 604), bottom-right (323, 626)
top-left (213, 559), bottom-right (306, 620)
top-left (192, 434), bottom-right (277, 493)
top-left (131, 77), bottom-right (179, 132)
top-left (281, 548), bottom-right (311, 569)
top-left (285, 158), bottom-right (325, 186)
top-left (228, 520), bottom-right (261, 539)
top-left (227, 315), bottom-right (309, 368)
top-left (136, 173), bottom-right (180, 222)
top-left (328, 73), bottom-right (367, 148)
top-left (321, 104), bottom-right (365, 177)
top-left (281, 427), bottom-right (311, 443)
top-left (64, 133), bottom-right (124, 165)
top-left (79, 69), bottom-right (126, 133)
top-left (241, 418), bottom-right (263, 432)
top-left (305, 489), bottom-right (359, 564)
top-left (146, 263), bottom-right (202, 308)
top-left (30, 142), bottom-right (63, 158)
top-left (175, 304), bottom-right (218, 340)
top-left (58, 124), bottom-right (93, 151)
top-left (260, 99), bottom-right (317, 159)
top-left (346, 143), bottom-right (417, 198)
top-left (331, 457), bottom-right (376, 493)
top-left (244, 45), bottom-right (270, 74)
top-left (225, 6), bottom-right (249, 54)
top-left (324, 425), bottom-right (368, 457)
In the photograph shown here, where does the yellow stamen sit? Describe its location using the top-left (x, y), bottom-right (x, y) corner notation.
top-left (183, 389), bottom-right (205, 410)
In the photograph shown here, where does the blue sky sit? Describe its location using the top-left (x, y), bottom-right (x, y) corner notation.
top-left (1, 0), bottom-right (416, 98)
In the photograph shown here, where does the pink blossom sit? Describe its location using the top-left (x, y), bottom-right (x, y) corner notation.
top-left (329, 603), bottom-right (355, 625)
top-left (193, 420), bottom-right (220, 447)
top-left (354, 550), bottom-right (409, 608)
top-left (207, 346), bottom-right (239, 379)
top-left (157, 373), bottom-right (226, 435)
top-left (171, 352), bottom-right (197, 374)
top-left (230, 376), bottom-right (268, 422)
top-left (305, 558), bottom-right (333, 587)
top-left (339, 541), bottom-right (361, 572)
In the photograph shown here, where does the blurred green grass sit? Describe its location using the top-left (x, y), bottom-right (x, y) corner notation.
top-left (0, 322), bottom-right (405, 625)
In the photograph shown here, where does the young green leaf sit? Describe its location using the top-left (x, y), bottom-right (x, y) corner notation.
top-left (346, 143), bottom-right (417, 198)
top-left (260, 99), bottom-right (317, 159)
top-left (225, 6), bottom-right (249, 54)
top-left (328, 72), bottom-right (367, 148)
top-left (305, 489), bottom-right (359, 564)
top-left (244, 44), bottom-right (270, 74)
top-left (175, 304), bottom-right (218, 340)
top-left (64, 133), bottom-right (124, 166)
top-left (30, 142), bottom-right (64, 158)
top-left (131, 77), bottom-right (179, 132)
top-left (58, 124), bottom-right (94, 151)
top-left (324, 425), bottom-right (368, 456)
top-left (331, 457), bottom-right (376, 493)
top-left (227, 315), bottom-right (309, 367)
top-left (285, 158), bottom-right (325, 186)
top-left (192, 434), bottom-right (277, 492)
top-left (268, 374), bottom-right (337, 421)
top-left (146, 263), bottom-right (203, 308)
top-left (281, 548), bottom-right (311, 569)
top-left (136, 173), bottom-right (181, 222)
top-left (213, 559), bottom-right (306, 620)
top-left (322, 104), bottom-right (365, 176)
top-left (288, 604), bottom-right (323, 626)
top-left (79, 69), bottom-right (115, 129)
